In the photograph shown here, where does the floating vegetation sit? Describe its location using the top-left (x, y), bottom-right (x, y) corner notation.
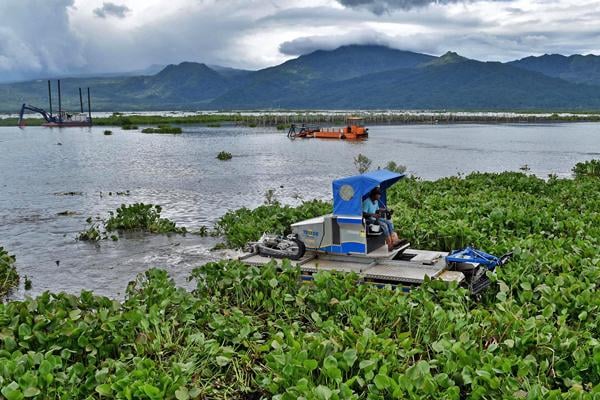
top-left (100, 190), bottom-right (131, 197)
top-left (216, 151), bottom-right (233, 161)
top-left (122, 125), bottom-right (138, 130)
top-left (572, 159), bottom-right (600, 178)
top-left (3, 166), bottom-right (600, 396)
top-left (103, 130), bottom-right (113, 135)
top-left (105, 204), bottom-right (187, 234)
top-left (0, 246), bottom-right (18, 298)
top-left (206, 122), bottom-right (221, 128)
top-left (9, 111), bottom-right (600, 128)
top-left (78, 204), bottom-right (186, 242)
top-left (54, 191), bottom-right (84, 196)
top-left (141, 125), bottom-right (182, 134)
top-left (24, 276), bottom-right (32, 290)
top-left (56, 210), bottom-right (78, 216)
top-left (519, 164), bottom-right (530, 171)
top-left (77, 220), bottom-right (103, 242)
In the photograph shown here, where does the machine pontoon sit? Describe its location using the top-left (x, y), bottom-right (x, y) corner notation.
top-left (242, 170), bottom-right (511, 294)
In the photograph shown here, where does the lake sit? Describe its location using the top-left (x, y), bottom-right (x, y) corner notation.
top-left (1, 122), bottom-right (599, 299)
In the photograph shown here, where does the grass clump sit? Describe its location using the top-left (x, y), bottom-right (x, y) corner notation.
top-left (103, 130), bottom-right (112, 135)
top-left (141, 125), bottom-right (182, 134)
top-left (572, 159), bottom-right (600, 178)
top-left (216, 151), bottom-right (233, 161)
top-left (206, 122), bottom-right (221, 128)
top-left (0, 246), bottom-right (18, 298)
top-left (122, 125), bottom-right (138, 130)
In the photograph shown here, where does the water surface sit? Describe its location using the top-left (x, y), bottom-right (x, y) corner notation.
top-left (1, 122), bottom-right (598, 299)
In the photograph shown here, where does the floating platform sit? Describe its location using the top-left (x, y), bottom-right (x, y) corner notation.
top-left (239, 246), bottom-right (465, 287)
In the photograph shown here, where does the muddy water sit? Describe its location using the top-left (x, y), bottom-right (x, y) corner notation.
top-left (1, 122), bottom-right (599, 299)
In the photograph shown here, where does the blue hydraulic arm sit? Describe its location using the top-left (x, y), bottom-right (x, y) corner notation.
top-left (446, 246), bottom-right (512, 271)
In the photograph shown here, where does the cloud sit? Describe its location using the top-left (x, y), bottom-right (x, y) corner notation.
top-left (1, 0), bottom-right (600, 83)
top-left (93, 2), bottom-right (131, 19)
top-left (336, 0), bottom-right (504, 14)
top-left (0, 0), bottom-right (85, 82)
top-left (280, 31), bottom-right (396, 55)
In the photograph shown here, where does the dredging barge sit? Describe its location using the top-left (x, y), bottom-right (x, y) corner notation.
top-left (241, 170), bottom-right (511, 294)
top-left (18, 80), bottom-right (93, 128)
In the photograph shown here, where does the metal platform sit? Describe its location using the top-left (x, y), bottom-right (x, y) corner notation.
top-left (238, 247), bottom-right (464, 286)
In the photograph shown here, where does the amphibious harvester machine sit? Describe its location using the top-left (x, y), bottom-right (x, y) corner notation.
top-left (242, 170), bottom-right (511, 294)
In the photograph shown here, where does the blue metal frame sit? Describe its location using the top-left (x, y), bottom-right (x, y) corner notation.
top-left (446, 247), bottom-right (505, 271)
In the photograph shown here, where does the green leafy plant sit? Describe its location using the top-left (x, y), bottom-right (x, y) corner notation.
top-left (78, 204), bottom-right (186, 241)
top-left (383, 161), bottom-right (407, 174)
top-left (216, 151), bottom-right (233, 161)
top-left (0, 246), bottom-right (18, 298)
top-left (572, 159), bottom-right (600, 178)
top-left (354, 153), bottom-right (372, 173)
top-left (5, 164), bottom-right (600, 398)
top-left (105, 204), bottom-right (187, 234)
top-left (215, 200), bottom-right (330, 248)
top-left (264, 188), bottom-right (277, 205)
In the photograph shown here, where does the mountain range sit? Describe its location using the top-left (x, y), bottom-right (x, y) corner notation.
top-left (3, 45), bottom-right (600, 112)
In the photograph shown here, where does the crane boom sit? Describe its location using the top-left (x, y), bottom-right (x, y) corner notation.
top-left (18, 103), bottom-right (56, 127)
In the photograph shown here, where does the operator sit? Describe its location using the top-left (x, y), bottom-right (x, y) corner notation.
top-left (362, 187), bottom-right (398, 251)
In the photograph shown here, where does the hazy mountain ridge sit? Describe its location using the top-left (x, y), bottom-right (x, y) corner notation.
top-left (3, 45), bottom-right (600, 112)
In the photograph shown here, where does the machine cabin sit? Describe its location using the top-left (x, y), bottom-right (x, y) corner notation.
top-left (292, 169), bottom-right (404, 256)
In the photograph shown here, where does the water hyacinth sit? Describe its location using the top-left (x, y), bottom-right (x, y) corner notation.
top-left (0, 246), bottom-right (19, 298)
top-left (1, 168), bottom-right (600, 398)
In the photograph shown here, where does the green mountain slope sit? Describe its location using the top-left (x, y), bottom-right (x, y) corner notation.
top-left (212, 52), bottom-right (600, 110)
top-left (3, 45), bottom-right (600, 112)
top-left (509, 54), bottom-right (600, 86)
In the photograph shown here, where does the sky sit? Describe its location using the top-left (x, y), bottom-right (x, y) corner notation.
top-left (1, 0), bottom-right (599, 82)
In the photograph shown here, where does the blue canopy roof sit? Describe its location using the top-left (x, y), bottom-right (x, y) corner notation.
top-left (332, 169), bottom-right (405, 216)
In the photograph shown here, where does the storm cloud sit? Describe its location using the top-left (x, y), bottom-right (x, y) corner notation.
top-left (0, 0), bottom-right (85, 82)
top-left (336, 0), bottom-right (503, 14)
top-left (0, 0), bottom-right (599, 83)
top-left (93, 2), bottom-right (131, 19)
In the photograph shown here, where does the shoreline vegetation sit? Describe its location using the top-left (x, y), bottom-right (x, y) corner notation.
top-left (3, 111), bottom-right (600, 127)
